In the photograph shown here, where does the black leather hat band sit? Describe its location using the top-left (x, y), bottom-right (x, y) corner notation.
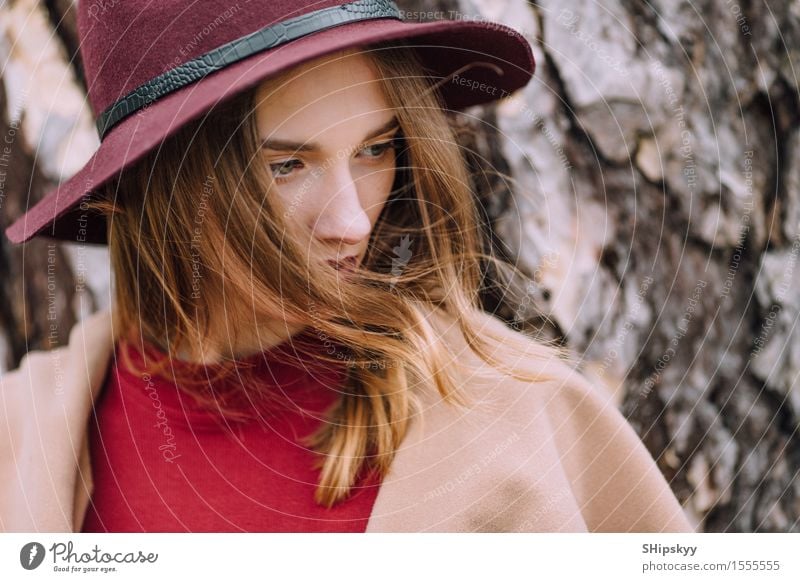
top-left (95, 0), bottom-right (402, 139)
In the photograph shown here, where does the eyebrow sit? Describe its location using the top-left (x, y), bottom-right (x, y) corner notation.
top-left (260, 115), bottom-right (400, 152)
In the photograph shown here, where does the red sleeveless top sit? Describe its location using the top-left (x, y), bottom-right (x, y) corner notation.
top-left (81, 328), bottom-right (382, 532)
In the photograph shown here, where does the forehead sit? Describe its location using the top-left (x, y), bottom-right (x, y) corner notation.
top-left (253, 49), bottom-right (390, 138)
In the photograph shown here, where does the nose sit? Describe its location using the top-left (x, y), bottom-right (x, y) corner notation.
top-left (310, 162), bottom-right (373, 248)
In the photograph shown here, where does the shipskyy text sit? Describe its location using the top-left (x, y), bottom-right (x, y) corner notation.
top-left (642, 544), bottom-right (697, 557)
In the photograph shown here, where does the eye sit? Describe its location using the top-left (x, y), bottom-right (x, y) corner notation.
top-left (359, 136), bottom-right (401, 159)
top-left (268, 135), bottom-right (402, 183)
top-left (269, 159), bottom-right (303, 182)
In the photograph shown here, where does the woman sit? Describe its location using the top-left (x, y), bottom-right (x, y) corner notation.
top-left (0, 0), bottom-right (695, 532)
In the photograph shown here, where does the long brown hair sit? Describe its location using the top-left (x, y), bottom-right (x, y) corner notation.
top-left (88, 40), bottom-right (576, 507)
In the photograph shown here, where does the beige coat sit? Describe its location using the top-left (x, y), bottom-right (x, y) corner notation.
top-left (0, 306), bottom-right (695, 533)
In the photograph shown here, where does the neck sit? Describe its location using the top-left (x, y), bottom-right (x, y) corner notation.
top-left (176, 319), bottom-right (310, 364)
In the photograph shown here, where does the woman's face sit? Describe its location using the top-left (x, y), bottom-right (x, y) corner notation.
top-left (254, 49), bottom-right (399, 271)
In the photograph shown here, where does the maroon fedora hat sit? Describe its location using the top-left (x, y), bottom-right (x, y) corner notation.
top-left (4, 0), bottom-right (535, 245)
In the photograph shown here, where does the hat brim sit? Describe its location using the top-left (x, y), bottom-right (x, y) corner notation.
top-left (5, 17), bottom-right (535, 245)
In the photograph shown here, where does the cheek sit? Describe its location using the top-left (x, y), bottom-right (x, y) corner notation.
top-left (361, 165), bottom-right (396, 220)
top-left (268, 161), bottom-right (396, 226)
top-left (268, 181), bottom-right (310, 223)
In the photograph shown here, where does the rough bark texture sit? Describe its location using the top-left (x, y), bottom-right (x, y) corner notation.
top-left (1, 0), bottom-right (797, 532)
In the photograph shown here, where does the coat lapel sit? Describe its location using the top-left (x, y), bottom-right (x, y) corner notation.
top-left (363, 330), bottom-right (590, 532)
top-left (0, 307), bottom-right (114, 532)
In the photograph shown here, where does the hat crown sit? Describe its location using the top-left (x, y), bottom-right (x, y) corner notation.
top-left (76, 0), bottom-right (356, 118)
